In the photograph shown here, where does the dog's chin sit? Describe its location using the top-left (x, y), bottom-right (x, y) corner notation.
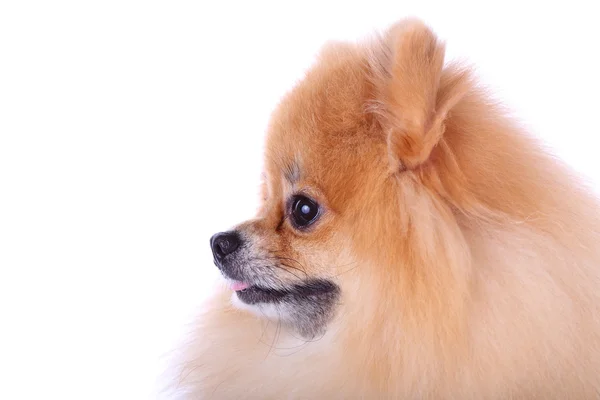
top-left (227, 278), bottom-right (341, 338)
top-left (230, 290), bottom-right (285, 321)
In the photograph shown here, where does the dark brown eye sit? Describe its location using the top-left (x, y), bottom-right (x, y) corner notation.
top-left (291, 195), bottom-right (319, 228)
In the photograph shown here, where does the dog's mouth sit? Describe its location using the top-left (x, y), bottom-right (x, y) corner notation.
top-left (224, 274), bottom-right (341, 337)
top-left (228, 279), bottom-right (339, 305)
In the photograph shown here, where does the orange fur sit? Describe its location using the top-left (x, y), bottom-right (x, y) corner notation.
top-left (169, 19), bottom-right (600, 399)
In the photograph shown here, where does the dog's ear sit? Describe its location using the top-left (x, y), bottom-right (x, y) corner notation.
top-left (368, 19), bottom-right (471, 171)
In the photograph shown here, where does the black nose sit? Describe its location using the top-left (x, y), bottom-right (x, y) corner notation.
top-left (210, 231), bottom-right (241, 260)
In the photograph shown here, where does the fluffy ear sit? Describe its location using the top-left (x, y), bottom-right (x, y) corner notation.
top-left (368, 19), bottom-right (471, 171)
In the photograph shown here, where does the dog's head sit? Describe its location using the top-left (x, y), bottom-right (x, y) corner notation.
top-left (210, 20), bottom-right (475, 339)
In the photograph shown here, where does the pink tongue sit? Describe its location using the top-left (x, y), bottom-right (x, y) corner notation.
top-left (230, 281), bottom-right (250, 291)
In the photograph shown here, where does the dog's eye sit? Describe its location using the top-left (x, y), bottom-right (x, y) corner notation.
top-left (290, 195), bottom-right (319, 228)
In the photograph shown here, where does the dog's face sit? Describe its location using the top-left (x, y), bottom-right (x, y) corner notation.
top-left (209, 49), bottom-right (383, 338)
top-left (210, 20), bottom-right (473, 339)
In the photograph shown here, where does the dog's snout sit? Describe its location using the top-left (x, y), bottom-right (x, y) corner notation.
top-left (211, 231), bottom-right (241, 260)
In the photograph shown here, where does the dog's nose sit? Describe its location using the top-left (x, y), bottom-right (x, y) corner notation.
top-left (210, 231), bottom-right (241, 260)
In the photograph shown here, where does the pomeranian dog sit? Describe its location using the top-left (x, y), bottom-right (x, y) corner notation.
top-left (171, 19), bottom-right (600, 398)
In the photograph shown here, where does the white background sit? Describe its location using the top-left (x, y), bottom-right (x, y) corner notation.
top-left (1, 1), bottom-right (599, 399)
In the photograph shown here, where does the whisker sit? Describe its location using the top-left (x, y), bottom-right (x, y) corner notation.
top-left (241, 252), bottom-right (360, 283)
top-left (274, 258), bottom-right (306, 275)
top-left (210, 377), bottom-right (228, 399)
top-left (271, 263), bottom-right (303, 281)
top-left (265, 308), bottom-right (282, 360)
top-left (263, 255), bottom-right (309, 279)
top-left (328, 261), bottom-right (360, 278)
top-left (271, 254), bottom-right (308, 273)
top-left (257, 308), bottom-right (276, 358)
top-left (256, 315), bottom-right (270, 346)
